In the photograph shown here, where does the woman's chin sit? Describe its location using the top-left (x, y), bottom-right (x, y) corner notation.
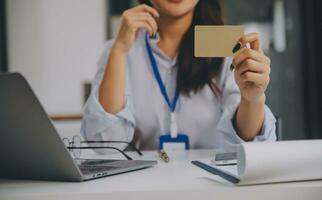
top-left (151, 0), bottom-right (198, 19)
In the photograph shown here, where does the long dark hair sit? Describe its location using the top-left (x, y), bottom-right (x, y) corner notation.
top-left (139, 0), bottom-right (224, 96)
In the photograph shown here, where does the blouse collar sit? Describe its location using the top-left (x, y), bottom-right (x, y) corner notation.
top-left (142, 30), bottom-right (178, 69)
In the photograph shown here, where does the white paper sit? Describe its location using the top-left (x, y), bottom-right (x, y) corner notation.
top-left (210, 140), bottom-right (322, 185)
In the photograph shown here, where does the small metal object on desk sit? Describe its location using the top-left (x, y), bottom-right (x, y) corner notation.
top-left (158, 149), bottom-right (170, 163)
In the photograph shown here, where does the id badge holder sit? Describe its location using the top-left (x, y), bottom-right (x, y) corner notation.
top-left (159, 133), bottom-right (190, 150)
top-left (159, 113), bottom-right (190, 150)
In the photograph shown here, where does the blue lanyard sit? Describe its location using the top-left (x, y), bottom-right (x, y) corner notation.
top-left (145, 33), bottom-right (179, 112)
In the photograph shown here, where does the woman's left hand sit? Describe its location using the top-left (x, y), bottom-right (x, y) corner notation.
top-left (232, 33), bottom-right (271, 104)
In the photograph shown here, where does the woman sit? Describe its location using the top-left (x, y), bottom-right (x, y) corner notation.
top-left (81, 0), bottom-right (276, 151)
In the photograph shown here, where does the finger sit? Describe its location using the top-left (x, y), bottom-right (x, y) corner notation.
top-left (233, 48), bottom-right (266, 66)
top-left (241, 71), bottom-right (268, 86)
top-left (132, 4), bottom-right (160, 18)
top-left (236, 59), bottom-right (267, 76)
top-left (239, 33), bottom-right (262, 53)
top-left (133, 13), bottom-right (158, 35)
top-left (132, 21), bottom-right (154, 36)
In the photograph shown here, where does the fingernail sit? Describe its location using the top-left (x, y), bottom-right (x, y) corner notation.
top-left (230, 64), bottom-right (235, 71)
top-left (232, 42), bottom-right (241, 53)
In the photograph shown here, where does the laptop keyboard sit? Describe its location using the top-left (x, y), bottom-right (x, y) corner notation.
top-left (79, 165), bottom-right (118, 175)
top-left (80, 160), bottom-right (117, 165)
top-left (77, 159), bottom-right (152, 175)
top-left (77, 159), bottom-right (119, 175)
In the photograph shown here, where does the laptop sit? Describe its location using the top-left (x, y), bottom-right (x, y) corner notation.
top-left (0, 73), bottom-right (157, 181)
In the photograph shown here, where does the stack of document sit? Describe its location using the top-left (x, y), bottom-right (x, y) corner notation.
top-left (196, 140), bottom-right (322, 185)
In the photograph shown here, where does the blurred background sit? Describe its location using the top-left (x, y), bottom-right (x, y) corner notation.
top-left (0, 0), bottom-right (321, 141)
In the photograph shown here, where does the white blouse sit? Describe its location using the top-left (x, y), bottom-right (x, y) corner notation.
top-left (81, 30), bottom-right (276, 152)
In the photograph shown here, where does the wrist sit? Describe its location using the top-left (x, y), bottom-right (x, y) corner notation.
top-left (241, 94), bottom-right (266, 107)
top-left (111, 41), bottom-right (129, 56)
top-left (236, 94), bottom-right (266, 141)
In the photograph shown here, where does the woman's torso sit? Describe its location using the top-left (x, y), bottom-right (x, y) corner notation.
top-left (124, 31), bottom-right (235, 149)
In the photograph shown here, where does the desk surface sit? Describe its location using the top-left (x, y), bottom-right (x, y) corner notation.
top-left (1, 149), bottom-right (322, 200)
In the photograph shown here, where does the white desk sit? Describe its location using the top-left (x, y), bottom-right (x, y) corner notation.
top-left (1, 150), bottom-right (322, 200)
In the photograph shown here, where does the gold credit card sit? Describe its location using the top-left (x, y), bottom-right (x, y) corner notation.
top-left (194, 25), bottom-right (244, 57)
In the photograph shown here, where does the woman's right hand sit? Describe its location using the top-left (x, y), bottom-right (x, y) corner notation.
top-left (99, 5), bottom-right (159, 114)
top-left (112, 4), bottom-right (159, 54)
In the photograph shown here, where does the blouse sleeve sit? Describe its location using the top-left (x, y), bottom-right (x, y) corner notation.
top-left (80, 41), bottom-right (136, 153)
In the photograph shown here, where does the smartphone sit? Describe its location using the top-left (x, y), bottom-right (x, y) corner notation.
top-left (212, 152), bottom-right (237, 166)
